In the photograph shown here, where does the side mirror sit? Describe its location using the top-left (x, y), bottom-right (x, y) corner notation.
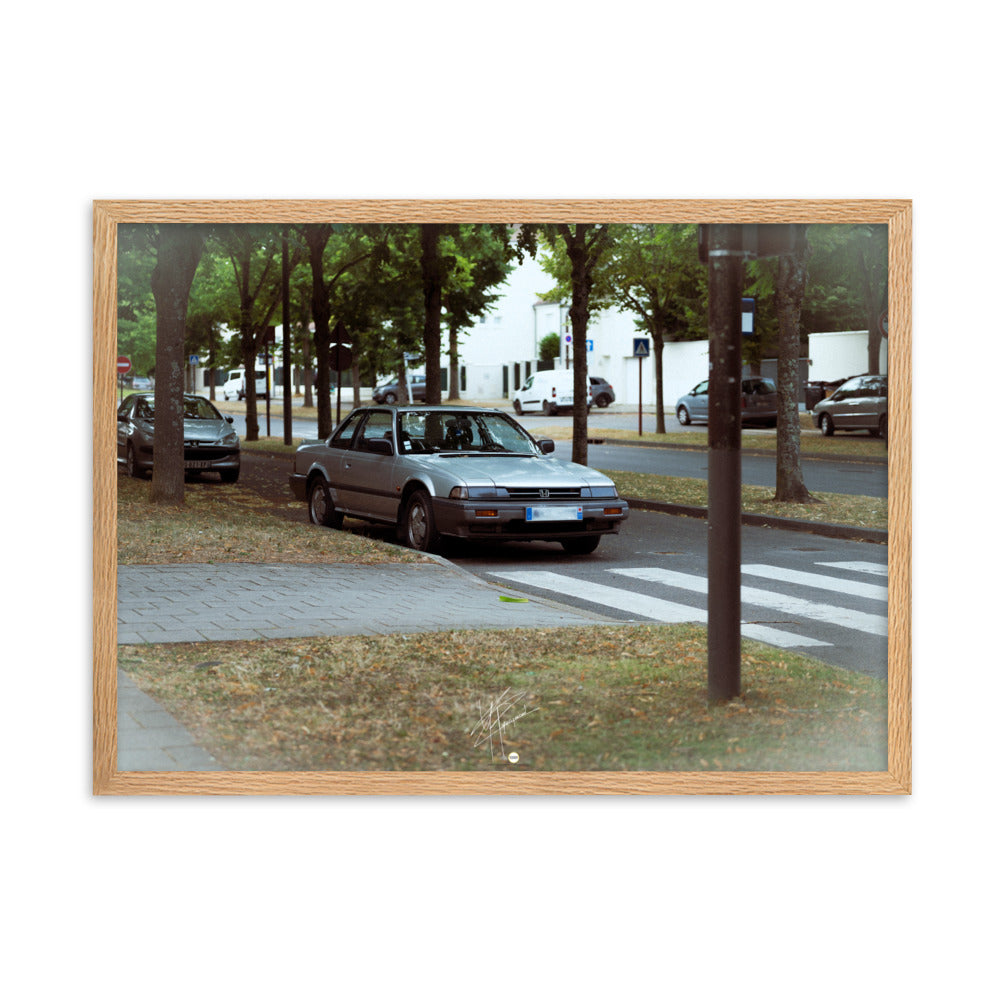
top-left (117, 413), bottom-right (129, 423)
top-left (536, 437), bottom-right (555, 454)
top-left (226, 416), bottom-right (234, 424)
top-left (366, 438), bottom-right (393, 456)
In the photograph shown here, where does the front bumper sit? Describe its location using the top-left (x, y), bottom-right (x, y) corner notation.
top-left (289, 472), bottom-right (308, 501)
top-left (431, 497), bottom-right (629, 541)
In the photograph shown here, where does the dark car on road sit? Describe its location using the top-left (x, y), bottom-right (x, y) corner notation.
top-left (675, 377), bottom-right (779, 427)
top-left (372, 375), bottom-right (426, 404)
top-left (589, 376), bottom-right (616, 408)
top-left (117, 392), bottom-right (241, 482)
top-left (290, 405), bottom-right (628, 555)
top-left (812, 374), bottom-right (887, 438)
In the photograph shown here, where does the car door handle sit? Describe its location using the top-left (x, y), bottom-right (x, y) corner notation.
top-left (344, 462), bottom-right (351, 469)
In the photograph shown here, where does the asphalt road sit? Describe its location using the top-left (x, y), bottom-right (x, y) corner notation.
top-left (244, 451), bottom-right (888, 676)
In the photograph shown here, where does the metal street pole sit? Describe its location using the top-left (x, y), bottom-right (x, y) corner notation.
top-left (706, 224), bottom-right (744, 702)
top-left (282, 229), bottom-right (292, 446)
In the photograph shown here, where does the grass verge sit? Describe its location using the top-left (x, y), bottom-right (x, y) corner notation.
top-left (117, 475), bottom-right (426, 565)
top-left (119, 625), bottom-right (888, 772)
top-left (603, 470), bottom-right (888, 532)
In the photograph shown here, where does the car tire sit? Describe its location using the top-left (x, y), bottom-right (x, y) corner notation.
top-left (676, 405), bottom-right (691, 426)
top-left (819, 413), bottom-right (834, 436)
top-left (543, 401), bottom-right (554, 417)
top-left (126, 443), bottom-right (143, 479)
top-left (513, 400), bottom-right (522, 415)
top-left (402, 489), bottom-right (439, 552)
top-left (384, 392), bottom-right (397, 404)
top-left (560, 536), bottom-right (601, 555)
top-left (597, 394), bottom-right (610, 408)
top-left (220, 468), bottom-right (239, 483)
top-left (308, 478), bottom-right (343, 528)
top-left (878, 414), bottom-right (887, 441)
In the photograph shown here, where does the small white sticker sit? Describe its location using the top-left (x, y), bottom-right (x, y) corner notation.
top-left (507, 752), bottom-right (519, 764)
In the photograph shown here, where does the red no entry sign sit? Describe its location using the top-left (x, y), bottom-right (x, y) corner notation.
top-left (117, 356), bottom-right (131, 375)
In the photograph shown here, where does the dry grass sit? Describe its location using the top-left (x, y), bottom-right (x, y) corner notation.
top-left (119, 625), bottom-right (888, 772)
top-left (602, 471), bottom-right (888, 531)
top-left (117, 475), bottom-right (426, 565)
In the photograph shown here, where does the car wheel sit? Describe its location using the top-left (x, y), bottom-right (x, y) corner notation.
top-left (220, 468), bottom-right (239, 483)
top-left (543, 401), bottom-right (554, 417)
top-left (819, 413), bottom-right (834, 436)
top-left (676, 405), bottom-right (690, 426)
top-left (402, 490), bottom-right (439, 552)
top-left (308, 478), bottom-right (343, 528)
top-left (597, 394), bottom-right (610, 408)
top-left (560, 536), bottom-right (601, 555)
top-left (384, 392), bottom-right (397, 404)
top-left (513, 400), bottom-right (522, 415)
top-left (878, 414), bottom-right (887, 441)
top-left (126, 443), bottom-right (143, 479)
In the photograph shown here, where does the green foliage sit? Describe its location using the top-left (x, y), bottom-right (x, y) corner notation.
top-left (538, 331), bottom-right (562, 362)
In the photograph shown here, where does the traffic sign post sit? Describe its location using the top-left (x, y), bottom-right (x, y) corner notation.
top-left (633, 339), bottom-right (650, 436)
top-left (117, 356), bottom-right (131, 402)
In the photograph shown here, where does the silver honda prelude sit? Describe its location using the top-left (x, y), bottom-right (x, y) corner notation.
top-left (289, 405), bottom-right (628, 555)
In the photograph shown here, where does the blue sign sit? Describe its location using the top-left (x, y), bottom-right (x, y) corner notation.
top-left (633, 338), bottom-right (650, 358)
top-left (188, 354), bottom-right (200, 365)
top-left (586, 339), bottom-right (593, 352)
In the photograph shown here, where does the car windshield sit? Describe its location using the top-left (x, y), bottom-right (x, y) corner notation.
top-left (397, 410), bottom-right (540, 455)
top-left (133, 397), bottom-right (222, 421)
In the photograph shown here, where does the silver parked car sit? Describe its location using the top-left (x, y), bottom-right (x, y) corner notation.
top-left (811, 374), bottom-right (888, 438)
top-left (675, 377), bottom-right (779, 427)
top-left (289, 405), bottom-right (629, 554)
top-left (117, 392), bottom-right (241, 482)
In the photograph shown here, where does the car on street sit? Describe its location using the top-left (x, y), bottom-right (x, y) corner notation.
top-left (222, 367), bottom-right (268, 401)
top-left (131, 376), bottom-right (153, 391)
top-left (289, 405), bottom-right (628, 554)
top-left (589, 376), bottom-right (616, 408)
top-left (675, 377), bottom-right (779, 427)
top-left (512, 370), bottom-right (592, 415)
top-left (811, 374), bottom-right (888, 438)
top-left (117, 392), bottom-right (241, 481)
top-left (372, 375), bottom-right (426, 404)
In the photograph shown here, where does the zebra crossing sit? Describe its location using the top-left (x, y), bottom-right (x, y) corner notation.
top-left (490, 558), bottom-right (889, 671)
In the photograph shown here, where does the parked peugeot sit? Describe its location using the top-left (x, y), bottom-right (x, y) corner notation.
top-left (811, 374), bottom-right (887, 438)
top-left (675, 377), bottom-right (778, 427)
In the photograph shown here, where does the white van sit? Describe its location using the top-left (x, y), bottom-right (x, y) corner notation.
top-left (512, 370), bottom-right (592, 416)
top-left (222, 367), bottom-right (268, 401)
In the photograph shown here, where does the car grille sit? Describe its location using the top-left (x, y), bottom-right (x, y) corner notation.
top-left (505, 487), bottom-right (582, 501)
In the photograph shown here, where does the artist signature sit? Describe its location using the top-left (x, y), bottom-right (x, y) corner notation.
top-left (468, 688), bottom-right (538, 763)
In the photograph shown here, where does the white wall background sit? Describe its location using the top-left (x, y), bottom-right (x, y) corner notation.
top-left (7, 4), bottom-right (996, 999)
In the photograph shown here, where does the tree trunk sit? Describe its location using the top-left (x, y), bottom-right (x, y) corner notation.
top-left (149, 225), bottom-right (205, 505)
top-left (774, 228), bottom-right (817, 504)
top-left (421, 224), bottom-right (443, 405)
top-left (564, 226), bottom-right (591, 467)
top-left (652, 326), bottom-right (666, 434)
top-left (305, 225), bottom-right (333, 437)
top-left (447, 320), bottom-right (461, 400)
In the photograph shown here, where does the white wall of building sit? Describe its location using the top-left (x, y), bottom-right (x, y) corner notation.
top-left (807, 330), bottom-right (886, 382)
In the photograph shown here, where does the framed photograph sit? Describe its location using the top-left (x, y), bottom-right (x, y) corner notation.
top-left (93, 199), bottom-right (911, 794)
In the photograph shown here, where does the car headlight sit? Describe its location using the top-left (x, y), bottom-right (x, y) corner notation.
top-left (215, 431), bottom-right (239, 446)
top-left (584, 485), bottom-right (619, 499)
top-left (449, 486), bottom-right (509, 500)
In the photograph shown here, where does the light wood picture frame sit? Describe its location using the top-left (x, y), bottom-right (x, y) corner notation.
top-left (93, 199), bottom-right (911, 795)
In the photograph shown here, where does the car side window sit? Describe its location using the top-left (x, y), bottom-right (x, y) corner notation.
top-left (357, 410), bottom-right (393, 451)
top-left (692, 380), bottom-right (708, 396)
top-left (329, 412), bottom-right (365, 449)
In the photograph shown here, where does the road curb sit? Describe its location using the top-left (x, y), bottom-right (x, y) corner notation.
top-left (624, 498), bottom-right (888, 545)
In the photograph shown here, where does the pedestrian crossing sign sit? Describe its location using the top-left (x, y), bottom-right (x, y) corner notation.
top-left (633, 338), bottom-right (650, 358)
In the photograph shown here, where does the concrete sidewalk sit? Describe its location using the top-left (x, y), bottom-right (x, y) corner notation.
top-left (116, 559), bottom-right (618, 771)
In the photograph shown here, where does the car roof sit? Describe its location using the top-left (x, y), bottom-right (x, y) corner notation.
top-left (358, 404), bottom-right (502, 413)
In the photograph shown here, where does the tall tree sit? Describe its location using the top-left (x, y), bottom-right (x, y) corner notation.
top-left (300, 224), bottom-right (382, 437)
top-left (607, 224), bottom-right (706, 433)
top-left (520, 223), bottom-right (615, 465)
top-left (149, 224), bottom-right (206, 505)
top-left (773, 226), bottom-right (818, 503)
